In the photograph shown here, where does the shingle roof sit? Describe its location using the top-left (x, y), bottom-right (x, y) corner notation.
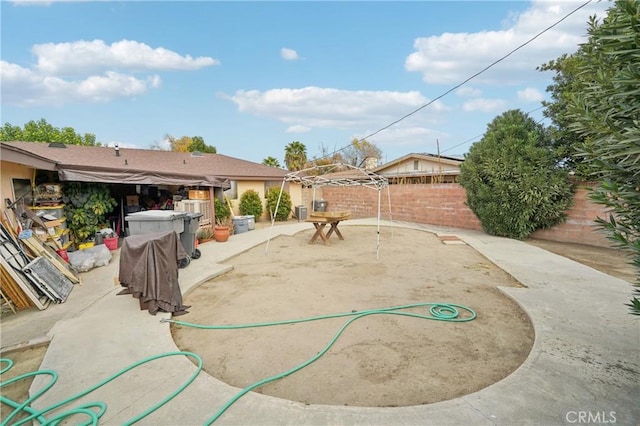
top-left (1, 141), bottom-right (288, 183)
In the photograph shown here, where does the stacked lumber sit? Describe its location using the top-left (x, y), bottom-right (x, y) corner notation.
top-left (0, 262), bottom-right (35, 309)
top-left (0, 204), bottom-right (79, 312)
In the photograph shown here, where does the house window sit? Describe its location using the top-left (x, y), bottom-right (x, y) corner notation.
top-left (413, 160), bottom-right (419, 171)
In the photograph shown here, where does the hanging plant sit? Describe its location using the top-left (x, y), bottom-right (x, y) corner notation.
top-left (62, 182), bottom-right (117, 245)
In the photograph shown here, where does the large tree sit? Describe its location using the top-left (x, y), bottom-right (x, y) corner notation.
top-left (187, 136), bottom-right (216, 153)
top-left (537, 54), bottom-right (593, 178)
top-left (0, 118), bottom-right (98, 145)
top-left (165, 135), bottom-right (216, 153)
top-left (308, 143), bottom-right (345, 173)
top-left (284, 141), bottom-right (307, 171)
top-left (563, 0), bottom-right (640, 314)
top-left (341, 138), bottom-right (382, 167)
top-left (459, 109), bottom-right (573, 239)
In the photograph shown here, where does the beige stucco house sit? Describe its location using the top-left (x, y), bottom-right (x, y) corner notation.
top-left (0, 141), bottom-right (303, 229)
top-left (372, 153), bottom-right (463, 184)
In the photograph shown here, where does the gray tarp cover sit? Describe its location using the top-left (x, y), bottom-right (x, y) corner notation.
top-left (59, 167), bottom-right (231, 188)
top-left (118, 231), bottom-right (188, 315)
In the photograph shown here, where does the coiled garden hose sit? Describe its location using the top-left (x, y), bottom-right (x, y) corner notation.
top-left (1, 351), bottom-right (202, 426)
top-left (0, 302), bottom-right (475, 425)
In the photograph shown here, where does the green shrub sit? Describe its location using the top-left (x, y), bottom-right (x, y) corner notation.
top-left (239, 189), bottom-right (264, 219)
top-left (459, 109), bottom-right (573, 239)
top-left (214, 196), bottom-right (231, 225)
top-left (265, 187), bottom-right (292, 221)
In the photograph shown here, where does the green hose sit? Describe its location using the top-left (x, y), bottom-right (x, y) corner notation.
top-left (168, 302), bottom-right (476, 424)
top-left (1, 302), bottom-right (475, 425)
top-left (0, 351), bottom-right (202, 426)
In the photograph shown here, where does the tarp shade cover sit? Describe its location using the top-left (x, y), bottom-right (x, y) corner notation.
top-left (118, 231), bottom-right (189, 315)
top-left (59, 167), bottom-right (230, 188)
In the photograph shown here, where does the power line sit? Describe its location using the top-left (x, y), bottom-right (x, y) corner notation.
top-left (322, 0), bottom-right (593, 160)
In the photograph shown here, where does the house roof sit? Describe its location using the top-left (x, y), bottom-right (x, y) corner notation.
top-left (374, 152), bottom-right (463, 173)
top-left (1, 141), bottom-right (288, 187)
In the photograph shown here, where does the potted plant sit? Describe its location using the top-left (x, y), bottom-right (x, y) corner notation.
top-left (196, 225), bottom-right (214, 244)
top-left (213, 197), bottom-right (232, 242)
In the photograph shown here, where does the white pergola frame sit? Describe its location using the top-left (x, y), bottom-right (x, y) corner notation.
top-left (266, 163), bottom-right (392, 259)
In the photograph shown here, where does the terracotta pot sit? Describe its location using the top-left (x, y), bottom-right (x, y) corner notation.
top-left (213, 225), bottom-right (230, 242)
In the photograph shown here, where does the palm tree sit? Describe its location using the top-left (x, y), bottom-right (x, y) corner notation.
top-left (284, 141), bottom-right (307, 171)
top-left (262, 156), bottom-right (282, 168)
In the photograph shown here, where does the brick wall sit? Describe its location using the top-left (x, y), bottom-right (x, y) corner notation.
top-left (309, 181), bottom-right (612, 247)
top-left (529, 182), bottom-right (611, 247)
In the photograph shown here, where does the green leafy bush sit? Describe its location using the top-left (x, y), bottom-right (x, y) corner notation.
top-left (265, 187), bottom-right (291, 221)
top-left (562, 0), bottom-right (640, 314)
top-left (239, 189), bottom-right (263, 219)
top-left (214, 196), bottom-right (231, 225)
top-left (459, 109), bottom-right (573, 239)
top-left (62, 182), bottom-right (117, 244)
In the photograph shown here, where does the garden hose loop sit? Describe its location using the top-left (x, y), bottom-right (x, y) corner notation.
top-left (2, 302), bottom-right (475, 425)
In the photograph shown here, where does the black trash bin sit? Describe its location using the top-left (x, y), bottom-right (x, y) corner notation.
top-left (180, 212), bottom-right (203, 260)
top-left (313, 200), bottom-right (328, 212)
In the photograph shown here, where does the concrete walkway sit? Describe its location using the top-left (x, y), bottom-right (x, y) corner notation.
top-left (1, 219), bottom-right (638, 425)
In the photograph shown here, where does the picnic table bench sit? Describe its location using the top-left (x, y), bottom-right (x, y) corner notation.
top-left (306, 210), bottom-right (351, 245)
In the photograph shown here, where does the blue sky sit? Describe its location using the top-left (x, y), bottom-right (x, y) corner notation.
top-left (1, 0), bottom-right (609, 166)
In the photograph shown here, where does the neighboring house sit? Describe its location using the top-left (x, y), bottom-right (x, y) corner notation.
top-left (0, 141), bottom-right (301, 224)
top-left (372, 153), bottom-right (463, 184)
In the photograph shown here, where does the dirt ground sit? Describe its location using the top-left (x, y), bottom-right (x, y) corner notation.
top-left (525, 238), bottom-right (637, 283)
top-left (172, 226), bottom-right (534, 407)
top-left (2, 225), bottom-right (636, 417)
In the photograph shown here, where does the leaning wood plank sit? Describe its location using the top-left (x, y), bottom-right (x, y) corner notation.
top-left (0, 287), bottom-right (17, 314)
top-left (1, 213), bottom-right (19, 238)
top-left (0, 257), bottom-right (49, 310)
top-left (0, 265), bottom-right (33, 309)
top-left (21, 237), bottom-right (80, 284)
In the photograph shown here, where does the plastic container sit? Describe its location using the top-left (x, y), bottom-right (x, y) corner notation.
top-left (78, 241), bottom-right (95, 250)
top-left (56, 248), bottom-right (69, 263)
top-left (312, 200), bottom-right (328, 212)
top-left (295, 205), bottom-right (308, 221)
top-left (180, 213), bottom-right (203, 257)
top-left (232, 216), bottom-right (249, 234)
top-left (246, 215), bottom-right (255, 230)
top-left (103, 237), bottom-right (119, 250)
top-left (125, 210), bottom-right (187, 235)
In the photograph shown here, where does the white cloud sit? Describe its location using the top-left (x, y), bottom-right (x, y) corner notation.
top-left (227, 86), bottom-right (449, 131)
top-left (1, 38), bottom-right (216, 106)
top-left (285, 125), bottom-right (311, 133)
top-left (33, 39), bottom-right (219, 75)
top-left (517, 87), bottom-right (544, 102)
top-left (1, 60), bottom-right (160, 106)
top-left (456, 86), bottom-right (482, 97)
top-left (462, 98), bottom-right (507, 113)
top-left (405, 0), bottom-right (609, 85)
top-left (281, 48), bottom-right (299, 61)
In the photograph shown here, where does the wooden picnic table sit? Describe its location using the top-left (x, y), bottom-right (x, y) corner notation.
top-left (306, 211), bottom-right (351, 245)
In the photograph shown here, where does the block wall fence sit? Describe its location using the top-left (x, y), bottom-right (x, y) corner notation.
top-left (302, 181), bottom-right (611, 248)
